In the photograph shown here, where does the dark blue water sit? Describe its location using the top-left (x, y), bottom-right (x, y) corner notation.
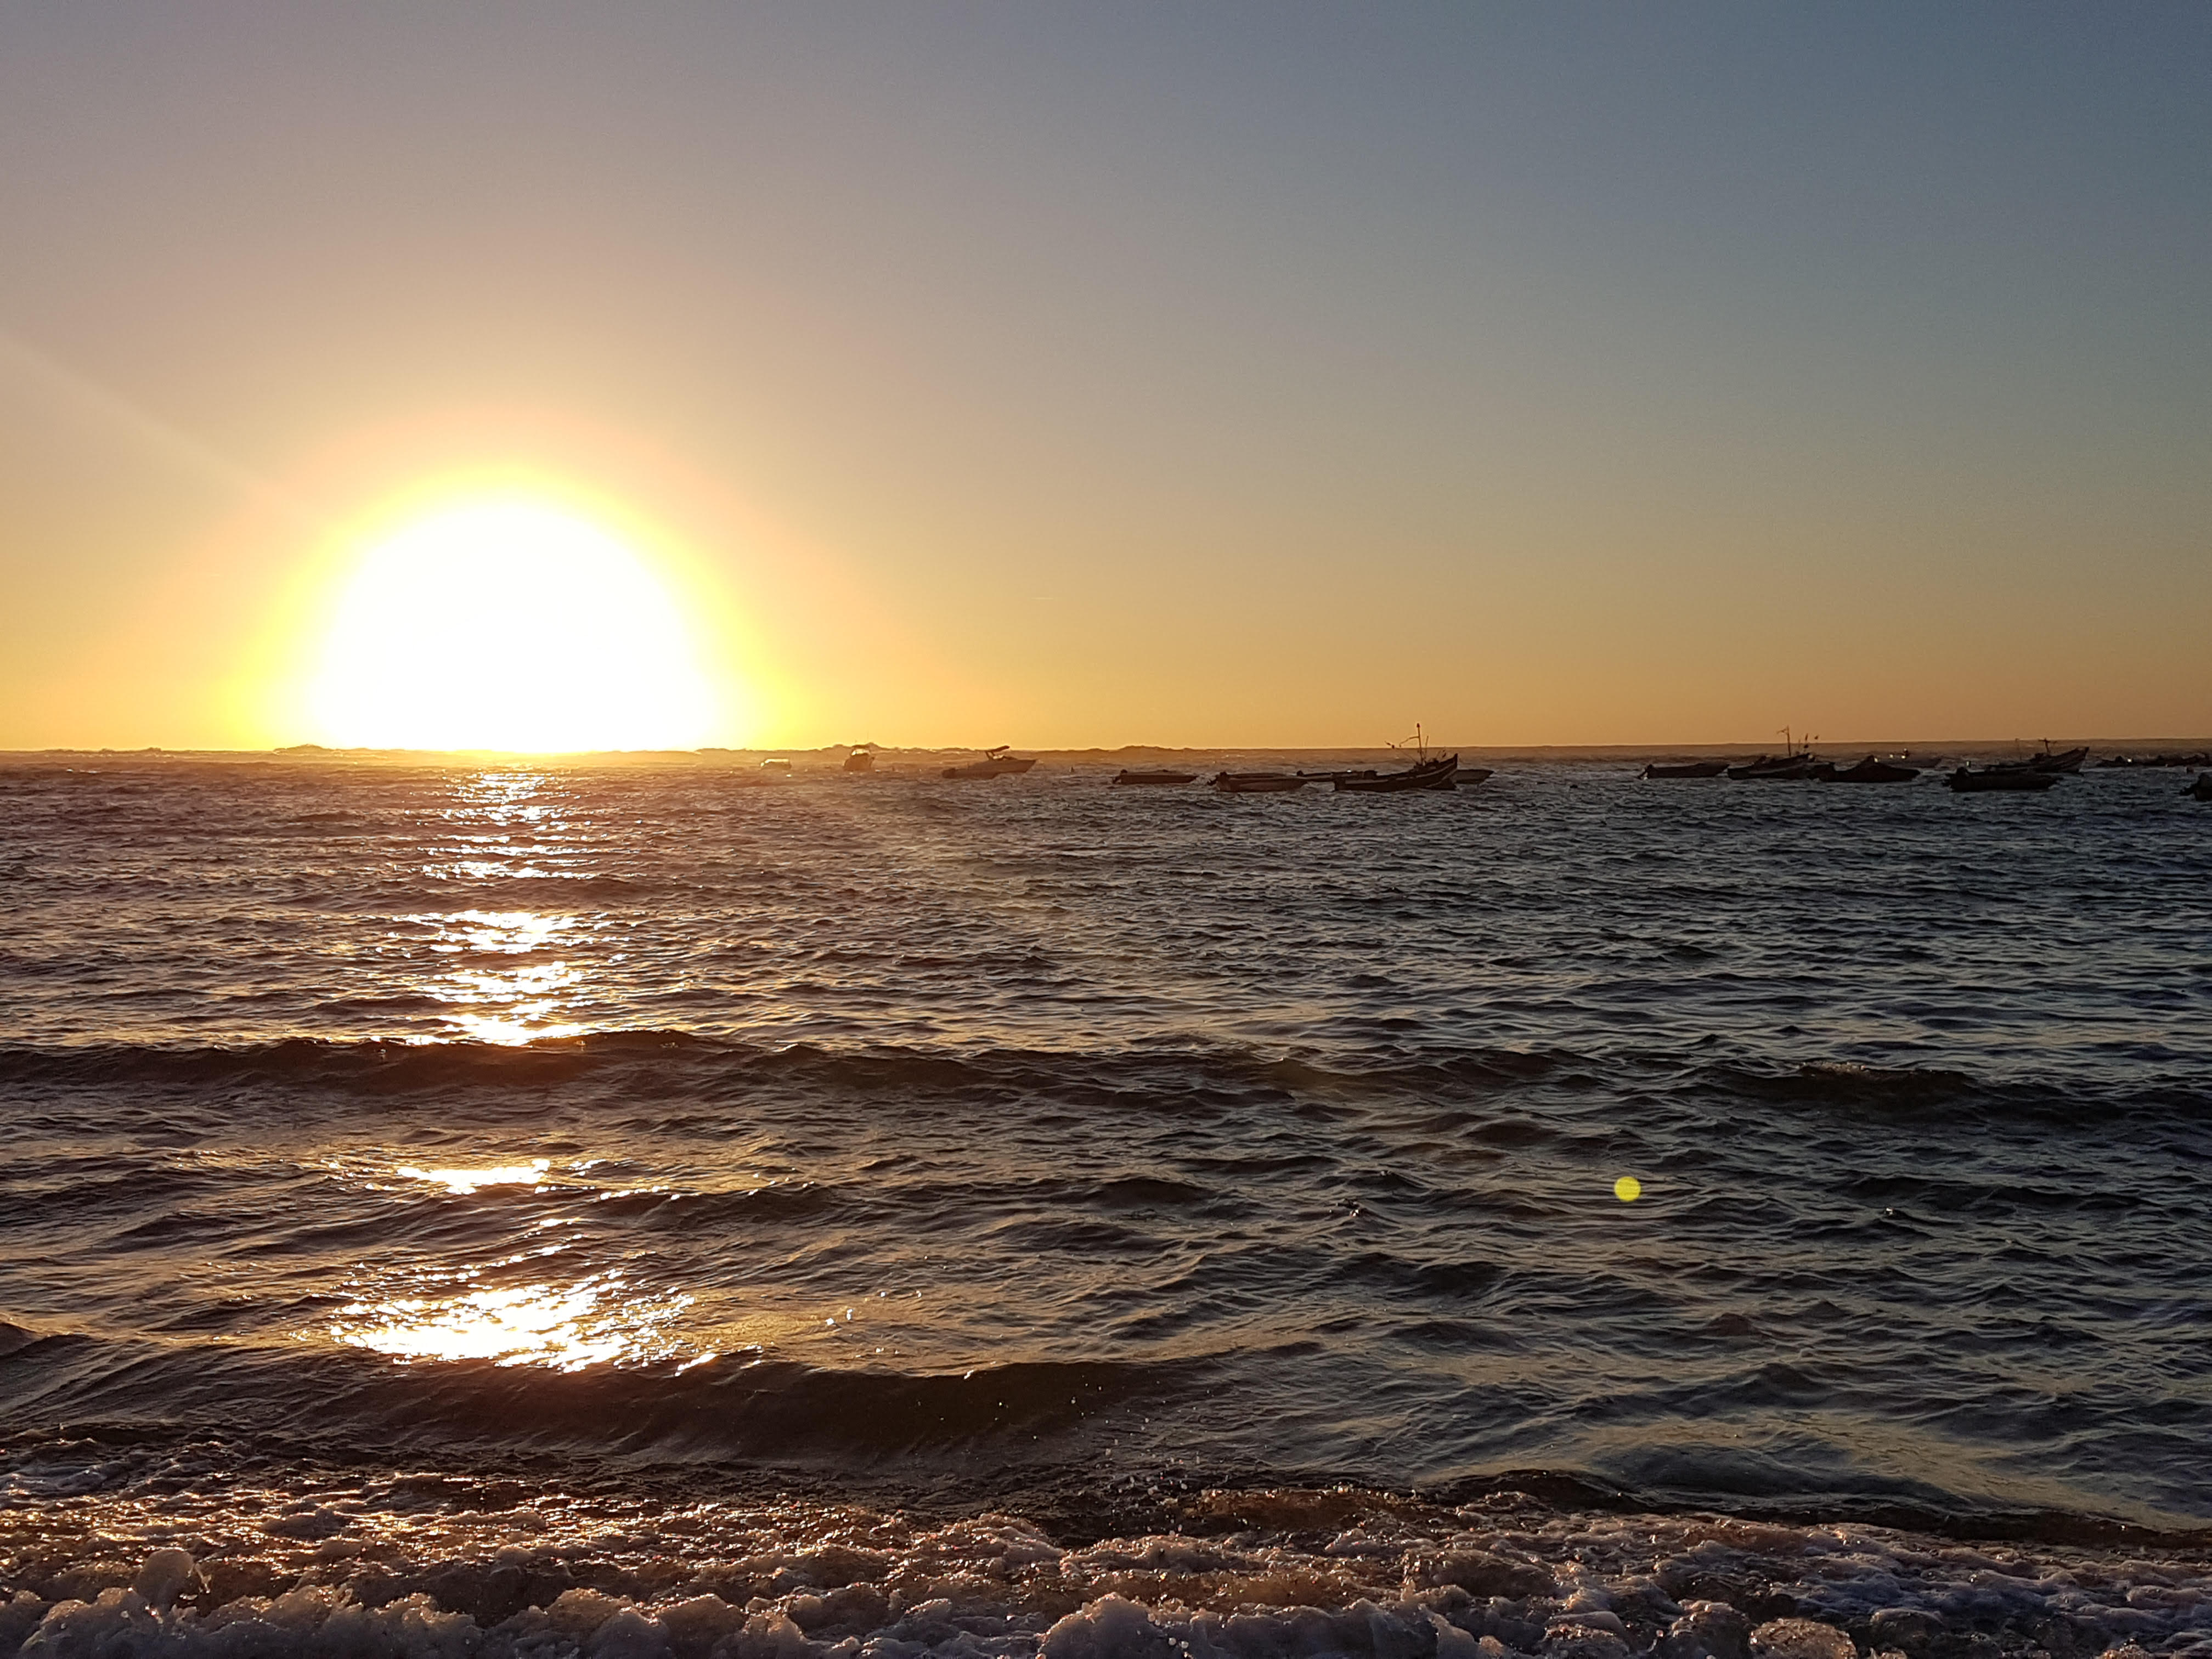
top-left (2, 755), bottom-right (2208, 1659)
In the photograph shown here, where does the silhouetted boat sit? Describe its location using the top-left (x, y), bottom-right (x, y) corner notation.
top-left (760, 758), bottom-right (792, 775)
top-left (1728, 754), bottom-right (1818, 780)
top-left (1112, 769), bottom-right (1197, 786)
top-left (1946, 767), bottom-right (2058, 792)
top-left (1642, 760), bottom-right (1729, 778)
top-left (1336, 754), bottom-right (1459, 792)
top-left (1210, 772), bottom-right (1307, 793)
top-left (2187, 774), bottom-right (2212, 802)
top-left (843, 747), bottom-right (874, 773)
top-left (942, 746), bottom-right (1037, 780)
top-left (1993, 743), bottom-right (2088, 775)
top-left (1818, 756), bottom-right (1920, 785)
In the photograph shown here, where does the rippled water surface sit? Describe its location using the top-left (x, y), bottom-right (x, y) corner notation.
top-left (2, 755), bottom-right (2208, 1593)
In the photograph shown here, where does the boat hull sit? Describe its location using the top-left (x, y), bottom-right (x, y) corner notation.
top-left (1820, 758), bottom-right (1920, 784)
top-left (1643, 761), bottom-right (1728, 778)
top-left (1336, 756), bottom-right (1460, 792)
top-left (1113, 770), bottom-right (1197, 786)
top-left (1211, 774), bottom-right (1307, 793)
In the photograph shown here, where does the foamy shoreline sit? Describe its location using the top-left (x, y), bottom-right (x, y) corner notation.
top-left (5, 1475), bottom-right (2208, 1659)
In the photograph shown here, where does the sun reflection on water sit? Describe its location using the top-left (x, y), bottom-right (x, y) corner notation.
top-left (396, 1159), bottom-right (550, 1195)
top-left (329, 1273), bottom-right (698, 1371)
top-left (406, 908), bottom-right (590, 1043)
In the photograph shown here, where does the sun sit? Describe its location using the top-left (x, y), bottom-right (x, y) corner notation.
top-left (309, 498), bottom-right (720, 752)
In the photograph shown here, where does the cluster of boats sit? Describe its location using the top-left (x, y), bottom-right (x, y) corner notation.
top-left (820, 738), bottom-right (2210, 800)
top-left (2096, 751), bottom-right (2212, 769)
top-left (1111, 753), bottom-right (1488, 792)
top-left (1645, 742), bottom-right (2212, 796)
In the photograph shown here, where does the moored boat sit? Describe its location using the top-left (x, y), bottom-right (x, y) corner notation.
top-left (1112, 769), bottom-right (1197, 786)
top-left (1210, 772), bottom-right (1307, 793)
top-left (1818, 756), bottom-right (1920, 785)
top-left (1336, 754), bottom-right (1459, 792)
top-left (2187, 774), bottom-right (2212, 802)
top-left (1728, 754), bottom-right (1818, 780)
top-left (1642, 760), bottom-right (1729, 779)
top-left (942, 746), bottom-right (1037, 780)
top-left (1946, 766), bottom-right (2059, 792)
top-left (843, 747), bottom-right (875, 773)
top-left (1993, 743), bottom-right (2089, 775)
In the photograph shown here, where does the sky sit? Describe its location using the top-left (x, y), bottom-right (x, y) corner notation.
top-left (1, 2), bottom-right (2207, 750)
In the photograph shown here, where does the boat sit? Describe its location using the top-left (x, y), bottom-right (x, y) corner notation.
top-left (760, 758), bottom-right (793, 775)
top-left (1641, 760), bottom-right (1729, 779)
top-left (1210, 772), bottom-right (1307, 793)
top-left (843, 747), bottom-right (875, 773)
top-left (1993, 743), bottom-right (2089, 775)
top-left (1455, 768), bottom-right (1495, 786)
top-left (1336, 754), bottom-right (1460, 792)
top-left (1728, 729), bottom-right (1822, 780)
top-left (941, 746), bottom-right (1037, 780)
top-left (1818, 756), bottom-right (1920, 785)
top-left (1727, 754), bottom-right (1818, 780)
top-left (2187, 774), bottom-right (2212, 802)
top-left (1112, 769), bottom-right (1197, 786)
top-left (1946, 767), bottom-right (2059, 792)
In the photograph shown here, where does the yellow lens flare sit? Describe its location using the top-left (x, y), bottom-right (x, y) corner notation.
top-left (309, 498), bottom-right (717, 752)
top-left (1614, 1176), bottom-right (1643, 1202)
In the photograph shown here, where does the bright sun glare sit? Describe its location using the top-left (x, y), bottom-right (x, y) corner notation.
top-left (311, 499), bottom-right (718, 752)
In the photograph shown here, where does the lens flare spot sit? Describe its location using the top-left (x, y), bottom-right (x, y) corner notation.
top-left (1614, 1176), bottom-right (1643, 1202)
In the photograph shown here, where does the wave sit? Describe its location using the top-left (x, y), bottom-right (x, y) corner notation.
top-left (0, 1330), bottom-right (1196, 1466)
top-left (2, 1033), bottom-right (2198, 1125)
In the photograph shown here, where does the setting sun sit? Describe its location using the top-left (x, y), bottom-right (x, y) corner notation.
top-left (309, 499), bottom-right (720, 751)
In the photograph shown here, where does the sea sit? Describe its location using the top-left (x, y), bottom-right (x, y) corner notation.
top-left (2, 753), bottom-right (2208, 1659)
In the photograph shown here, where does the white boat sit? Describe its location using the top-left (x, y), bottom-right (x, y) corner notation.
top-left (943, 746), bottom-right (1037, 780)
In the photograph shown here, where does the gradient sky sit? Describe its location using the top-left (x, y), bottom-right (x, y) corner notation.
top-left (2, 2), bottom-right (2206, 749)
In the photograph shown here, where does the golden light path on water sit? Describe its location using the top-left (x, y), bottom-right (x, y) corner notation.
top-left (323, 1166), bottom-right (708, 1370)
top-left (418, 772), bottom-right (592, 1045)
top-left (326, 772), bottom-right (647, 1367)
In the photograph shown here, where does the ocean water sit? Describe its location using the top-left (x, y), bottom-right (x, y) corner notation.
top-left (2, 755), bottom-right (2208, 1659)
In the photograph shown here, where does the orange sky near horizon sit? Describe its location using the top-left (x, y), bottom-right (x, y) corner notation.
top-left (2, 7), bottom-right (2206, 753)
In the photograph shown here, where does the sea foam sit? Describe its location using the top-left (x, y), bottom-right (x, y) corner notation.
top-left (3, 1480), bottom-right (2207, 1659)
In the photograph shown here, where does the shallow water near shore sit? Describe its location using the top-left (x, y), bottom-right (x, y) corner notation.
top-left (2, 755), bottom-right (2208, 1657)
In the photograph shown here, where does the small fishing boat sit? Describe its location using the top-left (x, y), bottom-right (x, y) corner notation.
top-left (1946, 766), bottom-right (2059, 792)
top-left (942, 746), bottom-right (1037, 780)
top-left (1112, 769), bottom-right (1197, 786)
top-left (843, 747), bottom-right (875, 773)
top-left (2187, 774), bottom-right (2212, 802)
top-left (1728, 754), bottom-right (1818, 781)
top-left (1728, 730), bottom-right (1822, 780)
top-left (1455, 767), bottom-right (1495, 786)
top-left (1818, 756), bottom-right (1920, 785)
top-left (1642, 760), bottom-right (1729, 779)
top-left (1993, 743), bottom-right (2089, 775)
top-left (1211, 772), bottom-right (1307, 793)
top-left (760, 758), bottom-right (793, 775)
top-left (1337, 754), bottom-right (1460, 792)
